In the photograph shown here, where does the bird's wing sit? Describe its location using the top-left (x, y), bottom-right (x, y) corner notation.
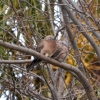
top-left (26, 57), bottom-right (42, 72)
top-left (51, 48), bottom-right (62, 59)
top-left (26, 39), bottom-right (44, 72)
top-left (52, 41), bottom-right (68, 62)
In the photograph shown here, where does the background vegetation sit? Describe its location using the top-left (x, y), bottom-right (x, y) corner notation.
top-left (0, 0), bottom-right (100, 100)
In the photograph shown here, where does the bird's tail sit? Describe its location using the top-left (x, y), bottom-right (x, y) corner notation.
top-left (26, 57), bottom-right (41, 72)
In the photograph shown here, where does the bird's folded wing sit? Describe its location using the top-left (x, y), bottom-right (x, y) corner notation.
top-left (26, 57), bottom-right (41, 72)
top-left (52, 48), bottom-right (62, 59)
top-left (52, 41), bottom-right (68, 62)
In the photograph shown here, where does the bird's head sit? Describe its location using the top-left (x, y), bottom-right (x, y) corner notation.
top-left (44, 35), bottom-right (55, 41)
top-left (41, 50), bottom-right (50, 57)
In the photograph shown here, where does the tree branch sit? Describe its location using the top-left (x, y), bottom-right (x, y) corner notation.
top-left (0, 60), bottom-right (32, 64)
top-left (67, 0), bottom-right (100, 40)
top-left (58, 0), bottom-right (100, 60)
top-left (0, 40), bottom-right (97, 100)
top-left (61, 7), bottom-right (86, 75)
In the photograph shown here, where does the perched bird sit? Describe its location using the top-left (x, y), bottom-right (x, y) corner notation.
top-left (26, 35), bottom-right (57, 72)
top-left (52, 40), bottom-right (68, 62)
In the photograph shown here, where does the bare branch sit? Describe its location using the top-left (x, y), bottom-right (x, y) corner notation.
top-left (0, 40), bottom-right (97, 100)
top-left (0, 60), bottom-right (32, 64)
top-left (58, 0), bottom-right (100, 60)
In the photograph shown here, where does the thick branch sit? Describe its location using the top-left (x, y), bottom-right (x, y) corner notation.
top-left (0, 40), bottom-right (97, 100)
top-left (61, 8), bottom-right (86, 75)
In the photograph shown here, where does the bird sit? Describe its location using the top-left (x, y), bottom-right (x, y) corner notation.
top-left (52, 40), bottom-right (68, 62)
top-left (26, 35), bottom-right (57, 72)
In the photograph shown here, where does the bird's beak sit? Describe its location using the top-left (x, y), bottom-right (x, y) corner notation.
top-left (45, 53), bottom-right (49, 57)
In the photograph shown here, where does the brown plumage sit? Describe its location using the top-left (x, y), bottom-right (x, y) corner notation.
top-left (26, 35), bottom-right (57, 72)
top-left (37, 35), bottom-right (57, 57)
top-left (52, 40), bottom-right (68, 62)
